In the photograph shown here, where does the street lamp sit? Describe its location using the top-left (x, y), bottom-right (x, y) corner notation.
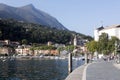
top-left (115, 41), bottom-right (117, 57)
top-left (83, 45), bottom-right (88, 65)
top-left (115, 41), bottom-right (120, 64)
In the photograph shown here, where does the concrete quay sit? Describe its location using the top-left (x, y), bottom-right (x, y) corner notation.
top-left (65, 60), bottom-right (120, 80)
top-left (65, 64), bottom-right (87, 80)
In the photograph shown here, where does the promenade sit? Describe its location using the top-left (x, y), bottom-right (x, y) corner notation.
top-left (65, 59), bottom-right (120, 80)
top-left (65, 64), bottom-right (86, 80)
top-left (86, 60), bottom-right (120, 80)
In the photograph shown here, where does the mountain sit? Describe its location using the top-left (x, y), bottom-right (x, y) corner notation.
top-left (0, 3), bottom-right (67, 30)
top-left (0, 19), bottom-right (93, 44)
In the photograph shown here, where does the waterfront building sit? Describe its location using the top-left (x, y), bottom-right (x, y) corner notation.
top-left (0, 40), bottom-right (20, 47)
top-left (15, 45), bottom-right (32, 56)
top-left (0, 40), bottom-right (10, 45)
top-left (94, 24), bottom-right (120, 41)
top-left (0, 46), bottom-right (14, 56)
top-left (0, 40), bottom-right (19, 55)
top-left (34, 50), bottom-right (59, 56)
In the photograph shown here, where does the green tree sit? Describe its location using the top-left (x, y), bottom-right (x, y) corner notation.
top-left (0, 18), bottom-right (92, 44)
top-left (57, 46), bottom-right (65, 52)
top-left (107, 36), bottom-right (119, 54)
top-left (86, 34), bottom-right (119, 56)
top-left (22, 39), bottom-right (28, 44)
top-left (98, 33), bottom-right (109, 55)
top-left (86, 40), bottom-right (99, 54)
top-left (65, 45), bottom-right (75, 52)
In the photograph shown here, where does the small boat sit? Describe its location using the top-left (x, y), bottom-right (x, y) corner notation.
top-left (2, 59), bottom-right (6, 62)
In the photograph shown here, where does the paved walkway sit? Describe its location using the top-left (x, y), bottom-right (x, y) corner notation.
top-left (65, 64), bottom-right (86, 80)
top-left (86, 60), bottom-right (120, 80)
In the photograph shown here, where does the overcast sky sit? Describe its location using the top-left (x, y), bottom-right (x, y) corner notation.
top-left (0, 0), bottom-right (120, 36)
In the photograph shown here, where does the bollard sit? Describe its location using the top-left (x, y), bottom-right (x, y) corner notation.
top-left (85, 53), bottom-right (88, 65)
top-left (118, 53), bottom-right (120, 64)
top-left (68, 53), bottom-right (72, 74)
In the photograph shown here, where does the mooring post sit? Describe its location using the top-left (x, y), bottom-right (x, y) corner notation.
top-left (118, 53), bottom-right (120, 63)
top-left (68, 52), bottom-right (72, 74)
top-left (85, 52), bottom-right (88, 65)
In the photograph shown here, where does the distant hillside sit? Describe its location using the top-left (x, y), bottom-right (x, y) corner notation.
top-left (0, 19), bottom-right (71, 44)
top-left (0, 19), bottom-right (93, 44)
top-left (0, 3), bottom-right (67, 30)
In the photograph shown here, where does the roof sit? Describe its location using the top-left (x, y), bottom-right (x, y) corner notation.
top-left (96, 26), bottom-right (104, 30)
top-left (97, 24), bottom-right (120, 31)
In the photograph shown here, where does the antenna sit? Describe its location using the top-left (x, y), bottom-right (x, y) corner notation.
top-left (101, 20), bottom-right (103, 27)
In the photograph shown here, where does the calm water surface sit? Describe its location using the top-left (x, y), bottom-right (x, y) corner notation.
top-left (0, 57), bottom-right (84, 80)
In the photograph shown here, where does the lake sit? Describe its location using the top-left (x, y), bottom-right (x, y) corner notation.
top-left (0, 57), bottom-right (84, 80)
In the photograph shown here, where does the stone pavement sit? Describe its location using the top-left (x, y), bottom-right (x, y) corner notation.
top-left (114, 63), bottom-right (120, 69)
top-left (86, 60), bottom-right (120, 80)
top-left (65, 64), bottom-right (86, 80)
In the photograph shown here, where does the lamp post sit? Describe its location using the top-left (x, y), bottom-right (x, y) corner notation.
top-left (117, 42), bottom-right (120, 64)
top-left (84, 45), bottom-right (88, 65)
top-left (115, 41), bottom-right (117, 57)
top-left (115, 41), bottom-right (120, 64)
top-left (115, 41), bottom-right (118, 63)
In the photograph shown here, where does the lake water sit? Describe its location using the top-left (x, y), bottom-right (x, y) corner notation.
top-left (0, 57), bottom-right (84, 80)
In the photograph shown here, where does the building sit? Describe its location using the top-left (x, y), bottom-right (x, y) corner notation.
top-left (0, 40), bottom-right (20, 47)
top-left (72, 35), bottom-right (89, 56)
top-left (73, 35), bottom-right (87, 46)
top-left (15, 45), bottom-right (32, 56)
top-left (0, 40), bottom-right (10, 46)
top-left (0, 46), bottom-right (15, 56)
top-left (94, 24), bottom-right (120, 41)
top-left (34, 50), bottom-right (59, 56)
top-left (0, 40), bottom-right (19, 56)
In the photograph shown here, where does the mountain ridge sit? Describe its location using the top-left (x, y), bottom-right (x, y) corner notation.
top-left (0, 3), bottom-right (67, 30)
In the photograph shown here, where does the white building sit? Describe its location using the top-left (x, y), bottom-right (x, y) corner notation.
top-left (94, 24), bottom-right (120, 41)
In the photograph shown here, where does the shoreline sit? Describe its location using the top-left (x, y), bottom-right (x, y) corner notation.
top-left (0, 55), bottom-right (85, 60)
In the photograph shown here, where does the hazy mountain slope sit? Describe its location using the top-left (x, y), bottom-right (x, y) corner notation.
top-left (0, 3), bottom-right (67, 30)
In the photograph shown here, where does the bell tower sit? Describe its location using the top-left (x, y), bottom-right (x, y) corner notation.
top-left (73, 35), bottom-right (77, 46)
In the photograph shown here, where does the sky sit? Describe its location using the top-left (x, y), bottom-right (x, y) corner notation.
top-left (0, 0), bottom-right (120, 36)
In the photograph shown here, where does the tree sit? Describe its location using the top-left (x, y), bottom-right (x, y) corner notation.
top-left (98, 33), bottom-right (109, 55)
top-left (107, 36), bottom-right (119, 54)
top-left (98, 34), bottom-right (119, 55)
top-left (65, 45), bottom-right (75, 52)
top-left (86, 33), bottom-right (119, 56)
top-left (0, 18), bottom-right (91, 44)
top-left (22, 39), bottom-right (28, 45)
top-left (86, 40), bottom-right (99, 54)
top-left (57, 46), bottom-right (65, 52)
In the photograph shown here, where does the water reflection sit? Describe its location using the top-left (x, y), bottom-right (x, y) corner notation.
top-left (0, 58), bottom-right (84, 80)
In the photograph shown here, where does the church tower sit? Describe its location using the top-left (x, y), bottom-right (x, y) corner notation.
top-left (73, 35), bottom-right (77, 46)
